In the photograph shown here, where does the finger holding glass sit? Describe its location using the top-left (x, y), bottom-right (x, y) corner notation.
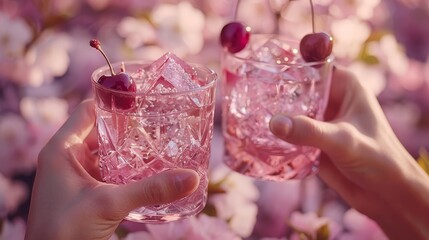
top-left (25, 100), bottom-right (199, 240)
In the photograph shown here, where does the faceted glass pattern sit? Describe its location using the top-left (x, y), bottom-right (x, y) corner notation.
top-left (92, 55), bottom-right (217, 222)
top-left (221, 35), bottom-right (334, 181)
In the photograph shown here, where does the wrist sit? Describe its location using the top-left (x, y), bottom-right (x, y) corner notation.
top-left (373, 158), bottom-right (429, 240)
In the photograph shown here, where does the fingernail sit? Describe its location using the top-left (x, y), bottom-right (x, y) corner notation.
top-left (174, 170), bottom-right (199, 193)
top-left (269, 115), bottom-right (293, 139)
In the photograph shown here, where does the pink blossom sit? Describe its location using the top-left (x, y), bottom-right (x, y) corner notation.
top-left (208, 164), bottom-right (259, 237)
top-left (0, 113), bottom-right (37, 175)
top-left (331, 18), bottom-right (371, 60)
top-left (360, 33), bottom-right (411, 93)
top-left (63, 29), bottom-right (109, 95)
top-left (20, 97), bottom-right (68, 126)
top-left (348, 62), bottom-right (386, 96)
top-left (377, 34), bottom-right (410, 77)
top-left (0, 12), bottom-right (32, 84)
top-left (151, 2), bottom-right (205, 56)
top-left (142, 218), bottom-right (191, 240)
top-left (253, 180), bottom-right (301, 237)
top-left (389, 59), bottom-right (426, 92)
top-left (0, 218), bottom-right (26, 240)
top-left (382, 100), bottom-right (429, 158)
top-left (206, 0), bottom-right (236, 17)
top-left (48, 0), bottom-right (81, 15)
top-left (387, 0), bottom-right (429, 62)
top-left (187, 214), bottom-right (242, 240)
top-left (260, 238), bottom-right (287, 240)
top-left (337, 209), bottom-right (388, 240)
top-left (109, 233), bottom-right (121, 240)
top-left (132, 214), bottom-right (241, 240)
top-left (289, 211), bottom-right (342, 240)
top-left (23, 31), bottom-right (72, 87)
top-left (278, 0), bottom-right (318, 38)
top-left (117, 17), bottom-right (157, 49)
top-left (122, 231), bottom-right (154, 240)
top-left (300, 176), bottom-right (324, 213)
top-left (320, 200), bottom-right (348, 231)
top-left (236, 0), bottom-right (275, 34)
top-left (17, 97), bottom-right (69, 173)
top-left (327, 0), bottom-right (382, 20)
top-left (0, 0), bottom-right (427, 239)
top-left (0, 12), bottom-right (32, 60)
top-left (85, 0), bottom-right (111, 10)
top-left (86, 0), bottom-right (158, 11)
top-left (1, 28), bottom-right (72, 87)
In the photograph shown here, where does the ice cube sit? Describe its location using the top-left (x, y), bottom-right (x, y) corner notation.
top-left (145, 52), bottom-right (200, 93)
top-left (165, 140), bottom-right (179, 157)
top-left (249, 38), bottom-right (298, 66)
top-left (242, 39), bottom-right (299, 83)
top-left (243, 38), bottom-right (322, 85)
top-left (279, 64), bottom-right (321, 83)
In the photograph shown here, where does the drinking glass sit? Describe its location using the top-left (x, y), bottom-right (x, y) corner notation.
top-left (221, 34), bottom-right (334, 181)
top-left (92, 60), bottom-right (217, 222)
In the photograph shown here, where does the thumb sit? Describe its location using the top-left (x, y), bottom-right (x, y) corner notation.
top-left (269, 114), bottom-right (339, 153)
top-left (111, 169), bottom-right (199, 216)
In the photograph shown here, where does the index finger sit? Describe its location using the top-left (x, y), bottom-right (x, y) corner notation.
top-left (324, 67), bottom-right (358, 121)
top-left (54, 99), bottom-right (96, 147)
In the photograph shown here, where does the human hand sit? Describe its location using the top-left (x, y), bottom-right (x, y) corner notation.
top-left (269, 67), bottom-right (429, 239)
top-left (25, 100), bottom-right (199, 240)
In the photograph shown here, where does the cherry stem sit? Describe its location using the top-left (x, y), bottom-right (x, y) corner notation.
top-left (309, 0), bottom-right (315, 33)
top-left (233, 0), bottom-right (241, 21)
top-left (268, 0), bottom-right (280, 34)
top-left (98, 46), bottom-right (115, 76)
top-left (90, 39), bottom-right (115, 76)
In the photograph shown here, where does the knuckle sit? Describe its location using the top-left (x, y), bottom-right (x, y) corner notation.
top-left (90, 186), bottom-right (124, 219)
top-left (37, 137), bottom-right (63, 168)
top-left (334, 122), bottom-right (360, 157)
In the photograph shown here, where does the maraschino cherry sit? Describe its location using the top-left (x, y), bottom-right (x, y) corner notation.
top-left (299, 0), bottom-right (333, 62)
top-left (220, 22), bottom-right (251, 53)
top-left (90, 39), bottom-right (136, 110)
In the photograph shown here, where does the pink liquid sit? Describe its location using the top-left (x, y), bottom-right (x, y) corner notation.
top-left (93, 60), bottom-right (217, 222)
top-left (96, 104), bottom-right (213, 222)
top-left (221, 39), bottom-right (333, 181)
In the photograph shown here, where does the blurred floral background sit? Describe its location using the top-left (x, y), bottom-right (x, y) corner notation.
top-left (1, 0), bottom-right (429, 239)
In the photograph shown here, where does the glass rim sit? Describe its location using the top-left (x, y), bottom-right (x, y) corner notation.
top-left (91, 60), bottom-right (218, 97)
top-left (223, 34), bottom-right (335, 67)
